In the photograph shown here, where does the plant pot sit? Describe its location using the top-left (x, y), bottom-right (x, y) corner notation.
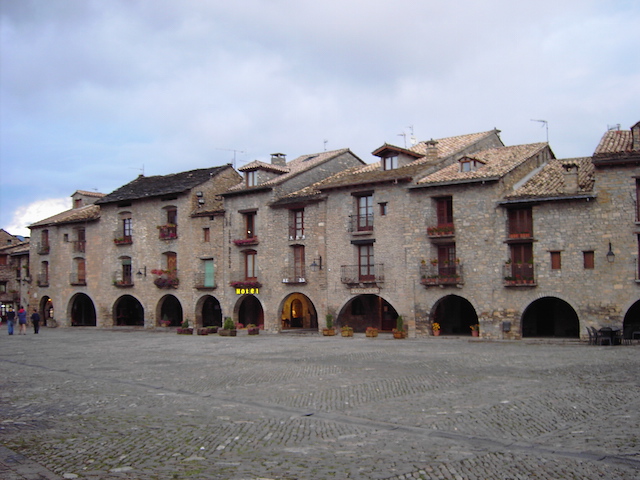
top-left (341, 330), bottom-right (353, 337)
top-left (433, 330), bottom-right (441, 336)
top-left (247, 328), bottom-right (260, 335)
top-left (471, 330), bottom-right (479, 337)
top-left (365, 330), bottom-right (378, 337)
top-left (177, 328), bottom-right (193, 335)
top-left (322, 328), bottom-right (336, 336)
top-left (393, 331), bottom-right (405, 339)
top-left (197, 328), bottom-right (209, 335)
top-left (218, 329), bottom-right (237, 337)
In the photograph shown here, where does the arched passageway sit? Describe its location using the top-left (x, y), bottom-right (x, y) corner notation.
top-left (197, 295), bottom-right (222, 328)
top-left (522, 297), bottom-right (579, 338)
top-left (623, 301), bottom-right (640, 339)
top-left (431, 295), bottom-right (478, 335)
top-left (236, 295), bottom-right (264, 327)
top-left (39, 296), bottom-right (54, 326)
top-left (338, 295), bottom-right (398, 333)
top-left (158, 295), bottom-right (183, 327)
top-left (70, 293), bottom-right (96, 326)
top-left (114, 295), bottom-right (144, 326)
top-left (280, 293), bottom-right (317, 330)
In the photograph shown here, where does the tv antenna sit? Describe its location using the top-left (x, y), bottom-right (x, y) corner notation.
top-left (129, 164), bottom-right (145, 176)
top-left (216, 148), bottom-right (245, 169)
top-left (323, 139), bottom-right (328, 151)
top-left (530, 119), bottom-right (549, 143)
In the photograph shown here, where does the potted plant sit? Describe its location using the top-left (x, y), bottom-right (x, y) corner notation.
top-left (470, 324), bottom-right (479, 337)
top-left (365, 326), bottom-right (379, 338)
top-left (432, 322), bottom-right (441, 336)
top-left (197, 327), bottom-right (209, 335)
top-left (322, 314), bottom-right (336, 336)
top-left (205, 326), bottom-right (219, 334)
top-left (218, 317), bottom-right (237, 336)
top-left (393, 316), bottom-right (406, 339)
top-left (247, 324), bottom-right (260, 335)
top-left (341, 325), bottom-right (354, 337)
top-left (177, 319), bottom-right (193, 335)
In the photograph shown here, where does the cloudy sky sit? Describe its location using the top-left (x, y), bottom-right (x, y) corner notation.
top-left (1, 0), bottom-right (639, 237)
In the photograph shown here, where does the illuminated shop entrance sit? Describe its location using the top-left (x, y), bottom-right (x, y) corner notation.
top-left (280, 293), bottom-right (317, 330)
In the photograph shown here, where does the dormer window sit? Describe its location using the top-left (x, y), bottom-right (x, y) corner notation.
top-left (246, 170), bottom-right (257, 187)
top-left (459, 157), bottom-right (483, 172)
top-left (383, 155), bottom-right (398, 171)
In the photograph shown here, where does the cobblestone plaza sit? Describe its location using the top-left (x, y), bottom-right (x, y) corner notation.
top-left (1, 328), bottom-right (639, 479)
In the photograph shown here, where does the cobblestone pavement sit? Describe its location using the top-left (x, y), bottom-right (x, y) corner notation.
top-left (1, 327), bottom-right (639, 480)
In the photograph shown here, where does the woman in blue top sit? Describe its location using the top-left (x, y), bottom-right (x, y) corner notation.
top-left (17, 306), bottom-right (27, 335)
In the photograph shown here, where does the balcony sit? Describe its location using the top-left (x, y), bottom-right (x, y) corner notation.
top-left (230, 277), bottom-right (262, 295)
top-left (340, 264), bottom-right (384, 286)
top-left (113, 272), bottom-right (134, 288)
top-left (427, 223), bottom-right (455, 238)
top-left (420, 262), bottom-right (464, 287)
top-left (113, 232), bottom-right (133, 245)
top-left (157, 224), bottom-right (178, 240)
top-left (69, 273), bottom-right (87, 286)
top-left (507, 230), bottom-right (533, 241)
top-left (288, 225), bottom-right (305, 241)
top-left (72, 241), bottom-right (86, 253)
top-left (233, 237), bottom-right (259, 246)
top-left (503, 263), bottom-right (536, 286)
top-left (37, 242), bottom-right (50, 255)
top-left (349, 214), bottom-right (374, 233)
top-left (194, 272), bottom-right (216, 289)
top-left (151, 269), bottom-right (179, 289)
top-left (37, 274), bottom-right (49, 287)
top-left (281, 267), bottom-right (306, 284)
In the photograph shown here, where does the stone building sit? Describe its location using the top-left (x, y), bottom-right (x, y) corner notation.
top-left (0, 229), bottom-right (30, 317)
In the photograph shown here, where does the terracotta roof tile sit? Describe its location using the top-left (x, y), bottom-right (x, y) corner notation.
top-left (417, 143), bottom-right (547, 185)
top-left (594, 130), bottom-right (632, 155)
top-left (28, 204), bottom-right (100, 228)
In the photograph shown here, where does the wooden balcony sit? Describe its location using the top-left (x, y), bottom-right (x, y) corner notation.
top-left (420, 263), bottom-right (464, 287)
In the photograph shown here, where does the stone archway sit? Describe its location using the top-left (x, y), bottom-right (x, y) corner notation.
top-left (196, 295), bottom-right (222, 328)
top-left (236, 295), bottom-right (264, 328)
top-left (280, 293), bottom-right (318, 330)
top-left (623, 300), bottom-right (640, 340)
top-left (522, 297), bottom-right (579, 338)
top-left (69, 293), bottom-right (97, 326)
top-left (39, 296), bottom-right (54, 326)
top-left (337, 294), bottom-right (398, 333)
top-left (113, 295), bottom-right (144, 326)
top-left (431, 295), bottom-right (478, 335)
top-left (157, 295), bottom-right (183, 327)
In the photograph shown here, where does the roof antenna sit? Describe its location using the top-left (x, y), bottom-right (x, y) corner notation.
top-left (216, 148), bottom-right (245, 169)
top-left (397, 131), bottom-right (407, 148)
top-left (530, 119), bottom-right (549, 143)
top-left (130, 164), bottom-right (144, 176)
top-left (324, 139), bottom-right (328, 151)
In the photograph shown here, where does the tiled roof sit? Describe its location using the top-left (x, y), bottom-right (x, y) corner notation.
top-left (416, 143), bottom-right (547, 185)
top-left (594, 130), bottom-right (632, 155)
top-left (0, 240), bottom-right (29, 255)
top-left (238, 160), bottom-right (289, 173)
top-left (28, 204), bottom-right (100, 228)
top-left (73, 190), bottom-right (106, 198)
top-left (504, 157), bottom-right (594, 200)
top-left (409, 130), bottom-right (501, 159)
top-left (96, 165), bottom-right (231, 204)
top-left (227, 149), bottom-right (358, 193)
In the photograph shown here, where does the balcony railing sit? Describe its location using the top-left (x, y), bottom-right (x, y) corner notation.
top-left (233, 237), bottom-right (259, 246)
top-left (420, 262), bottom-right (464, 286)
top-left (158, 224), bottom-right (178, 240)
top-left (37, 242), bottom-right (50, 255)
top-left (340, 264), bottom-right (384, 285)
top-left (288, 225), bottom-right (305, 241)
top-left (152, 271), bottom-right (179, 289)
top-left (503, 263), bottom-right (536, 286)
top-left (112, 272), bottom-right (134, 288)
top-left (69, 273), bottom-right (87, 286)
top-left (349, 214), bottom-right (374, 233)
top-left (72, 241), bottom-right (86, 253)
top-left (281, 267), bottom-right (306, 284)
top-left (37, 274), bottom-right (49, 287)
top-left (113, 231), bottom-right (133, 245)
top-left (427, 223), bottom-right (455, 237)
top-left (507, 230), bottom-right (533, 240)
top-left (194, 272), bottom-right (216, 289)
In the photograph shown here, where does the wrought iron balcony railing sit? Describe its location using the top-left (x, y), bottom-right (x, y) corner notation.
top-left (157, 224), bottom-right (178, 240)
top-left (69, 273), bottom-right (87, 286)
top-left (420, 262), bottom-right (464, 286)
top-left (348, 214), bottom-right (374, 233)
top-left (194, 272), bottom-right (217, 289)
top-left (340, 264), bottom-right (384, 285)
top-left (281, 267), bottom-right (306, 284)
top-left (426, 223), bottom-right (455, 237)
top-left (503, 263), bottom-right (536, 286)
top-left (37, 274), bottom-right (49, 287)
top-left (37, 242), bottom-right (50, 255)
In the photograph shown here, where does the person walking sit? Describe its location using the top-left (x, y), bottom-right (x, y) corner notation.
top-left (17, 306), bottom-right (27, 335)
top-left (31, 308), bottom-right (41, 334)
top-left (6, 307), bottom-right (15, 335)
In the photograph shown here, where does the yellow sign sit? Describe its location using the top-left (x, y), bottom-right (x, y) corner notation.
top-left (235, 287), bottom-right (259, 295)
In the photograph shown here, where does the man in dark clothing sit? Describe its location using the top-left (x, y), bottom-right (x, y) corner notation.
top-left (31, 308), bottom-right (41, 334)
top-left (6, 307), bottom-right (15, 335)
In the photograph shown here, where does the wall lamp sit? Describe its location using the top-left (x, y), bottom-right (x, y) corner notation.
top-left (310, 256), bottom-right (323, 272)
top-left (136, 266), bottom-right (147, 277)
top-left (606, 242), bottom-right (615, 263)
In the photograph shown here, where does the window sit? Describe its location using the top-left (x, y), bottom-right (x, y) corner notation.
top-left (436, 197), bottom-right (453, 226)
top-left (509, 243), bottom-right (534, 281)
top-left (74, 228), bottom-right (86, 253)
top-left (159, 208), bottom-right (178, 239)
top-left (203, 227), bottom-right (210, 243)
top-left (77, 258), bottom-right (86, 283)
top-left (358, 244), bottom-right (375, 281)
top-left (290, 209), bottom-right (304, 239)
top-left (166, 207), bottom-right (177, 225)
top-left (379, 202), bottom-right (388, 216)
top-left (0, 282), bottom-right (6, 293)
top-left (636, 179), bottom-right (640, 221)
top-left (39, 261), bottom-right (49, 286)
top-left (383, 155), bottom-right (398, 170)
top-left (245, 212), bottom-right (256, 238)
top-left (203, 259), bottom-right (215, 288)
top-left (165, 252), bottom-right (177, 273)
top-left (121, 257), bottom-right (132, 285)
top-left (508, 208), bottom-right (533, 237)
top-left (246, 170), bottom-right (257, 187)
top-left (293, 245), bottom-right (305, 278)
top-left (123, 217), bottom-right (132, 238)
top-left (438, 244), bottom-right (457, 277)
top-left (245, 250), bottom-right (257, 280)
top-left (550, 251), bottom-right (562, 270)
top-left (356, 194), bottom-right (374, 231)
top-left (0, 254), bottom-right (6, 266)
top-left (583, 251), bottom-right (594, 269)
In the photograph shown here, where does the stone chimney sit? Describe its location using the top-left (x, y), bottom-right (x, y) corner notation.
top-left (632, 122), bottom-right (640, 151)
top-left (562, 162), bottom-right (579, 193)
top-left (424, 139), bottom-right (438, 161)
top-left (271, 153), bottom-right (286, 166)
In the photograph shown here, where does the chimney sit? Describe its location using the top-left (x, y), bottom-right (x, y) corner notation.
top-left (425, 139), bottom-right (438, 161)
top-left (271, 153), bottom-right (286, 166)
top-left (562, 162), bottom-right (579, 193)
top-left (632, 122), bottom-right (640, 151)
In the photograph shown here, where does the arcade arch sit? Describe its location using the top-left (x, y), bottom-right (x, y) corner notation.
top-left (431, 295), bottom-right (478, 335)
top-left (235, 295), bottom-right (264, 327)
top-left (623, 300), bottom-right (640, 339)
top-left (39, 296), bottom-right (54, 326)
top-left (279, 293), bottom-right (317, 330)
top-left (69, 293), bottom-right (96, 326)
top-left (157, 295), bottom-right (183, 327)
top-left (522, 297), bottom-right (579, 338)
top-left (337, 294), bottom-right (398, 333)
top-left (196, 295), bottom-right (223, 328)
top-left (113, 295), bottom-right (144, 326)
